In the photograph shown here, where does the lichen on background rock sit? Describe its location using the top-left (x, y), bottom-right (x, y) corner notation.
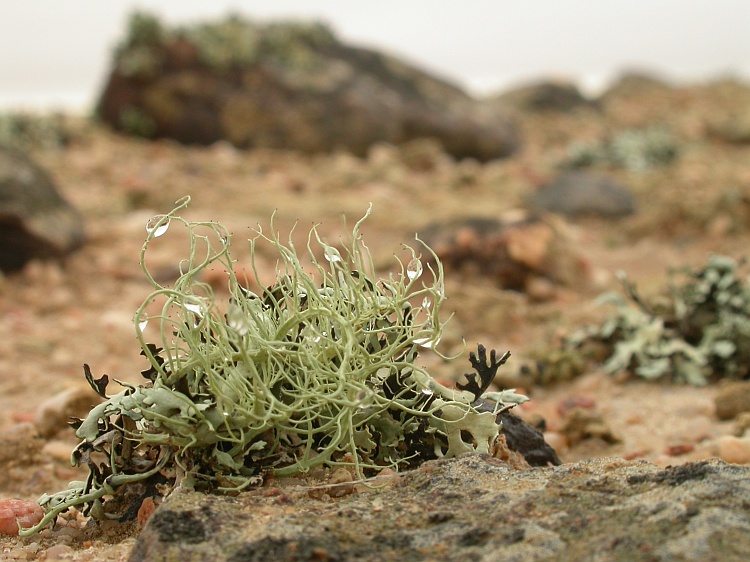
top-left (96, 11), bottom-right (519, 160)
top-left (565, 126), bottom-right (678, 172)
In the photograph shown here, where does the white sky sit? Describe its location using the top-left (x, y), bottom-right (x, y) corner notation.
top-left (1, 0), bottom-right (749, 110)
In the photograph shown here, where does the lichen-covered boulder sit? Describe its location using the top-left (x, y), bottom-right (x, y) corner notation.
top-left (0, 146), bottom-right (85, 272)
top-left (96, 12), bottom-right (519, 161)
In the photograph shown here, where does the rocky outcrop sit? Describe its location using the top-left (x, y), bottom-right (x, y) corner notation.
top-left (130, 455), bottom-right (750, 562)
top-left (0, 146), bottom-right (85, 271)
top-left (97, 12), bottom-right (519, 161)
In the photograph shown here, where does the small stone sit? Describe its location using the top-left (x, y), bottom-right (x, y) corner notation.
top-left (326, 468), bottom-right (354, 498)
top-left (42, 440), bottom-right (74, 462)
top-left (138, 497), bottom-right (157, 529)
top-left (715, 381), bottom-right (750, 420)
top-left (525, 276), bottom-right (557, 302)
top-left (0, 499), bottom-right (44, 535)
top-left (44, 544), bottom-right (74, 559)
top-left (733, 412), bottom-right (750, 437)
top-left (560, 408), bottom-right (621, 447)
top-left (557, 396), bottom-right (596, 418)
top-left (716, 435), bottom-right (750, 464)
top-left (34, 385), bottom-right (101, 438)
top-left (542, 431), bottom-right (569, 454)
top-left (664, 444), bottom-right (695, 456)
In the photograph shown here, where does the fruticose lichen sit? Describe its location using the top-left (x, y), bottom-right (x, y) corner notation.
top-left (19, 197), bottom-right (522, 535)
top-left (566, 255), bottom-right (750, 385)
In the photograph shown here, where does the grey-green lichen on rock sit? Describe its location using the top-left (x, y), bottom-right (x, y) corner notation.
top-left (566, 126), bottom-right (677, 171)
top-left (567, 254), bottom-right (750, 384)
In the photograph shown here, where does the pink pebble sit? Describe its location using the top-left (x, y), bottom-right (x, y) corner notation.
top-left (0, 499), bottom-right (44, 535)
top-left (557, 395), bottom-right (596, 417)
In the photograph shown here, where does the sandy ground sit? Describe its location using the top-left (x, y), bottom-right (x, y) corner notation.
top-left (2, 79), bottom-right (750, 559)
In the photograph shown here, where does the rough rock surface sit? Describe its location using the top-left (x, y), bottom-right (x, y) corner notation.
top-left (130, 454), bottom-right (750, 562)
top-left (97, 12), bottom-right (518, 161)
top-left (526, 170), bottom-right (636, 218)
top-left (0, 146), bottom-right (85, 271)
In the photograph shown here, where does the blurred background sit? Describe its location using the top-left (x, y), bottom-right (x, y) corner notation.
top-left (2, 0), bottom-right (749, 110)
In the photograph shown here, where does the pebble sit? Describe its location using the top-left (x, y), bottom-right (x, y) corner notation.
top-left (525, 276), bottom-right (557, 302)
top-left (326, 468), bottom-right (354, 498)
top-left (669, 415), bottom-right (715, 443)
top-left (557, 395), bottom-right (596, 417)
top-left (356, 467), bottom-right (398, 493)
top-left (137, 497), bottom-right (157, 529)
top-left (716, 435), bottom-right (750, 464)
top-left (34, 385), bottom-right (101, 438)
top-left (733, 412), bottom-right (750, 437)
top-left (44, 544), bottom-right (74, 559)
top-left (714, 381), bottom-right (750, 420)
top-left (42, 440), bottom-right (75, 462)
top-left (543, 431), bottom-right (569, 454)
top-left (664, 443), bottom-right (695, 456)
top-left (0, 499), bottom-right (44, 535)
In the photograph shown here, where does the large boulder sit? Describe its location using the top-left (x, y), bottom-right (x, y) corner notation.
top-left (130, 455), bottom-right (750, 562)
top-left (0, 147), bottom-right (85, 272)
top-left (96, 12), bottom-right (519, 161)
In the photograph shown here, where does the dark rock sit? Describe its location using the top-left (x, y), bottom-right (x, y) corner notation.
top-left (526, 171), bottom-right (636, 218)
top-left (494, 407), bottom-right (562, 467)
top-left (715, 381), bottom-right (750, 420)
top-left (0, 146), bottom-right (85, 271)
top-left (97, 12), bottom-right (519, 161)
top-left (130, 455), bottom-right (750, 562)
top-left (419, 212), bottom-right (590, 291)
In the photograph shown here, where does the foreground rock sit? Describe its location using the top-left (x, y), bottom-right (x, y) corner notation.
top-left (0, 146), bottom-right (85, 271)
top-left (131, 455), bottom-right (750, 562)
top-left (97, 12), bottom-right (519, 161)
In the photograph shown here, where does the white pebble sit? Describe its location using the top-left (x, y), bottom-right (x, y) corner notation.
top-left (716, 435), bottom-right (750, 464)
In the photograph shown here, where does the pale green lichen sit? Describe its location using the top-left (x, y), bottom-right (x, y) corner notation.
top-left (567, 255), bottom-right (750, 385)
top-left (566, 126), bottom-right (677, 172)
top-left (20, 197), bottom-right (516, 536)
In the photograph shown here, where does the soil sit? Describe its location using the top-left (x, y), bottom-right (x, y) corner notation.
top-left (2, 77), bottom-right (750, 560)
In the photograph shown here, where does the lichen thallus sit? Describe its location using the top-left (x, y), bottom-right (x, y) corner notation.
top-left (19, 196), bottom-right (525, 535)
